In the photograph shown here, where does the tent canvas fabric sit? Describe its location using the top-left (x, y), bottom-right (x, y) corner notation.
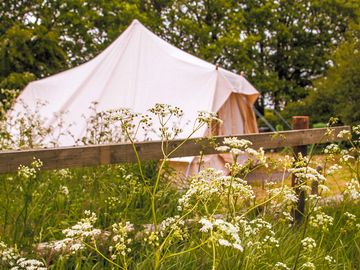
top-left (11, 19), bottom-right (260, 175)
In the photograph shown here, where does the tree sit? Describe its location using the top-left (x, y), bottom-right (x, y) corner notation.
top-left (284, 24), bottom-right (360, 125)
top-left (1, 0), bottom-right (359, 113)
top-left (0, 0), bottom-right (172, 91)
top-left (161, 0), bottom-right (359, 110)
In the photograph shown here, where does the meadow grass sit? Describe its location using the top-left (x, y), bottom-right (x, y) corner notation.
top-left (0, 155), bottom-right (359, 269)
top-left (0, 104), bottom-right (359, 269)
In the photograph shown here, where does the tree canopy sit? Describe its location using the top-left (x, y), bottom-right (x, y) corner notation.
top-left (285, 26), bottom-right (360, 125)
top-left (1, 0), bottom-right (359, 121)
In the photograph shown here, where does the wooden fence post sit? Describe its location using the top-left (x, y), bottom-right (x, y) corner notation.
top-left (292, 116), bottom-right (309, 223)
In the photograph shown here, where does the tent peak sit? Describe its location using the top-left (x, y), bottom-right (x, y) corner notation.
top-left (130, 19), bottom-right (142, 26)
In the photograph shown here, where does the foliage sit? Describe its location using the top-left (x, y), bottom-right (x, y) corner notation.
top-left (0, 0), bottom-right (168, 91)
top-left (162, 0), bottom-right (359, 109)
top-left (1, 0), bottom-right (359, 112)
top-left (284, 29), bottom-right (360, 125)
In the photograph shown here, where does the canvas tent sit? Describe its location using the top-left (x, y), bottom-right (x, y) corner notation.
top-left (11, 19), bottom-right (260, 175)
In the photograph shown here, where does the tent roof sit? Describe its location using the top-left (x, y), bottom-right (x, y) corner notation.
top-left (13, 20), bottom-right (259, 145)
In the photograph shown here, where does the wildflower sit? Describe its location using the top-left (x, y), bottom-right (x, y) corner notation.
top-left (324, 144), bottom-right (340, 154)
top-left (149, 103), bottom-right (183, 118)
top-left (199, 218), bottom-right (214, 232)
top-left (51, 211), bottom-right (101, 253)
top-left (309, 208), bottom-right (334, 231)
top-left (352, 125), bottom-right (360, 135)
top-left (199, 217), bottom-right (243, 252)
top-left (324, 255), bottom-right (335, 264)
top-left (236, 218), bottom-right (279, 249)
top-left (0, 242), bottom-right (47, 270)
top-left (337, 130), bottom-right (351, 139)
top-left (197, 111), bottom-right (222, 125)
top-left (343, 212), bottom-right (358, 231)
top-left (343, 179), bottom-right (360, 200)
top-left (144, 231), bottom-right (160, 247)
top-left (266, 185), bottom-right (298, 214)
top-left (160, 216), bottom-right (188, 242)
top-left (177, 168), bottom-right (254, 211)
top-left (59, 185), bottom-right (69, 196)
top-left (340, 154), bottom-right (355, 163)
top-left (110, 222), bottom-right (133, 259)
top-left (215, 146), bottom-right (230, 152)
top-left (274, 262), bottom-right (291, 270)
top-left (302, 261), bottom-right (316, 269)
top-left (326, 164), bottom-right (342, 175)
top-left (289, 167), bottom-right (326, 183)
top-left (301, 237), bottom-right (317, 251)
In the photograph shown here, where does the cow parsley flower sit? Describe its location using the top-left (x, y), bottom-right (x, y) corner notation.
top-left (309, 208), bottom-right (334, 231)
top-left (110, 222), bottom-right (133, 259)
top-left (337, 130), bottom-right (351, 139)
top-left (301, 237), bottom-right (317, 251)
top-left (59, 185), bottom-right (69, 196)
top-left (51, 211), bottom-right (101, 253)
top-left (143, 231), bottom-right (160, 247)
top-left (324, 144), bottom-right (340, 154)
top-left (199, 218), bottom-right (243, 251)
top-left (343, 179), bottom-right (360, 200)
top-left (302, 261), bottom-right (315, 269)
top-left (274, 262), bottom-right (290, 270)
top-left (160, 216), bottom-right (188, 242)
top-left (0, 242), bottom-right (47, 270)
top-left (178, 168), bottom-right (254, 211)
top-left (289, 167), bottom-right (326, 183)
top-left (324, 255), bottom-right (335, 264)
top-left (326, 164), bottom-right (342, 175)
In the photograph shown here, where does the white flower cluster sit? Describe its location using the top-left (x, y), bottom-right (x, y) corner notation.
top-left (277, 155), bottom-right (294, 170)
top-left (159, 216), bottom-right (188, 243)
top-left (324, 255), bottom-right (335, 264)
top-left (274, 262), bottom-right (291, 270)
top-left (352, 125), bottom-right (360, 135)
top-left (199, 218), bottom-right (243, 251)
top-left (324, 143), bottom-right (340, 154)
top-left (149, 103), bottom-right (184, 118)
top-left (59, 185), bottom-right (69, 196)
top-left (178, 168), bottom-right (254, 211)
top-left (343, 179), bottom-right (360, 200)
top-left (302, 261), bottom-right (316, 269)
top-left (343, 212), bottom-right (360, 230)
top-left (339, 149), bottom-right (355, 163)
top-left (326, 164), bottom-right (342, 175)
top-left (237, 218), bottom-right (279, 249)
top-left (55, 169), bottom-right (72, 179)
top-left (197, 111), bottom-right (222, 125)
top-left (105, 196), bottom-right (121, 209)
top-left (143, 231), bottom-right (160, 247)
top-left (301, 237), bottom-right (317, 252)
top-left (51, 211), bottom-right (101, 253)
top-left (266, 185), bottom-right (298, 213)
top-left (289, 167), bottom-right (326, 184)
top-left (109, 222), bottom-right (133, 259)
top-left (17, 159), bottom-right (43, 180)
top-left (337, 130), bottom-right (351, 139)
top-left (0, 241), bottom-right (47, 270)
top-left (309, 207), bottom-right (334, 231)
top-left (216, 138), bottom-right (267, 166)
top-left (222, 137), bottom-right (252, 149)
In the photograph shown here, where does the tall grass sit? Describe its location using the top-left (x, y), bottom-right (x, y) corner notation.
top-left (0, 103), bottom-right (359, 269)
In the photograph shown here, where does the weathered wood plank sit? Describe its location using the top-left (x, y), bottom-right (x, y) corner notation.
top-left (0, 126), bottom-right (351, 173)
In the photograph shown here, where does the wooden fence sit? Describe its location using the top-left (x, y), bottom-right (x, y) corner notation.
top-left (0, 126), bottom-right (351, 174)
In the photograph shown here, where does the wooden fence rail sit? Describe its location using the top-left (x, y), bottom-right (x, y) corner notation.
top-left (0, 126), bottom-right (351, 174)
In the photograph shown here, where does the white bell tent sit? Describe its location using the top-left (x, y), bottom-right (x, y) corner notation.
top-left (11, 19), bottom-right (260, 174)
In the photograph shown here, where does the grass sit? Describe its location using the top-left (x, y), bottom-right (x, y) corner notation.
top-left (0, 152), bottom-right (359, 269)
